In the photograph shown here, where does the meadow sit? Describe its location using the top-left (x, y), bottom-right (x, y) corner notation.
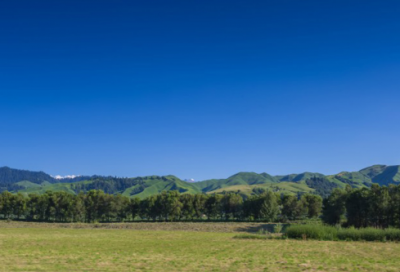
top-left (1, 222), bottom-right (400, 271)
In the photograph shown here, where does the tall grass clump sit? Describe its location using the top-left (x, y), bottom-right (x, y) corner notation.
top-left (338, 227), bottom-right (400, 242)
top-left (285, 225), bottom-right (400, 242)
top-left (285, 224), bottom-right (338, 240)
top-left (383, 228), bottom-right (400, 241)
top-left (273, 223), bottom-right (283, 233)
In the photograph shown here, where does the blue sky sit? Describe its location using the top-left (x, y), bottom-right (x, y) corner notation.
top-left (0, 1), bottom-right (399, 180)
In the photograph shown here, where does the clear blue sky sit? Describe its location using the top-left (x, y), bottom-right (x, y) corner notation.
top-left (0, 1), bottom-right (399, 180)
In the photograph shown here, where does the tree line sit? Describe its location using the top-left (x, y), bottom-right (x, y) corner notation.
top-left (0, 190), bottom-right (322, 223)
top-left (2, 183), bottom-right (400, 227)
top-left (323, 184), bottom-right (400, 228)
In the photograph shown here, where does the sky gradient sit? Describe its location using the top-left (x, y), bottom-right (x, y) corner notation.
top-left (1, 1), bottom-right (399, 180)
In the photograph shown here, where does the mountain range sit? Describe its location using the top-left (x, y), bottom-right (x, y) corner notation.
top-left (0, 165), bottom-right (399, 198)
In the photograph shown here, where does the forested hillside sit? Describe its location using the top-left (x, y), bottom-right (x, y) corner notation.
top-left (1, 165), bottom-right (399, 198)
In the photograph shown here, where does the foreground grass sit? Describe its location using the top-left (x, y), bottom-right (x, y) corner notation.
top-left (1, 227), bottom-right (400, 271)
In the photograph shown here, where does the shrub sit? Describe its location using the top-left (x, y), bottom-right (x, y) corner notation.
top-left (273, 223), bottom-right (283, 233)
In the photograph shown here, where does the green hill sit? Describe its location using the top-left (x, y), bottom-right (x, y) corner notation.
top-left (276, 172), bottom-right (325, 182)
top-left (193, 172), bottom-right (278, 192)
top-left (2, 164), bottom-right (400, 198)
top-left (207, 181), bottom-right (315, 196)
top-left (360, 165), bottom-right (400, 185)
top-left (0, 167), bottom-right (54, 185)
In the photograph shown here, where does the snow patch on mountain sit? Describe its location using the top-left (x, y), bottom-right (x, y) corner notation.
top-left (52, 175), bottom-right (80, 180)
top-left (184, 178), bottom-right (196, 183)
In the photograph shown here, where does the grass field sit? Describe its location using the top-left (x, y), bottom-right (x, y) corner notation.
top-left (1, 223), bottom-right (400, 271)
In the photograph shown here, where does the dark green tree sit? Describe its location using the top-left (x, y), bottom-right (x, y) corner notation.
top-left (204, 194), bottom-right (223, 220)
top-left (259, 191), bottom-right (279, 222)
top-left (322, 188), bottom-right (347, 225)
top-left (301, 194), bottom-right (323, 218)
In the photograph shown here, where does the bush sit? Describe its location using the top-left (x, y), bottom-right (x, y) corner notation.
top-left (273, 223), bottom-right (283, 233)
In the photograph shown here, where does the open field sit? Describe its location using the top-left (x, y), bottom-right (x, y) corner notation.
top-left (1, 223), bottom-right (400, 271)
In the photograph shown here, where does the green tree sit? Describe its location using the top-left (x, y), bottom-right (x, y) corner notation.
top-left (193, 194), bottom-right (207, 219)
top-left (84, 190), bottom-right (106, 222)
top-left (301, 194), bottom-right (323, 218)
top-left (221, 193), bottom-right (243, 220)
top-left (179, 194), bottom-right (195, 220)
top-left (204, 194), bottom-right (223, 220)
top-left (129, 197), bottom-right (141, 220)
top-left (73, 193), bottom-right (86, 222)
top-left (322, 188), bottom-right (347, 225)
top-left (259, 191), bottom-right (279, 222)
top-left (388, 185), bottom-right (400, 228)
top-left (369, 184), bottom-right (390, 228)
top-left (12, 193), bottom-right (27, 219)
top-left (0, 191), bottom-right (14, 218)
top-left (346, 188), bottom-right (371, 228)
top-left (281, 194), bottom-right (298, 220)
top-left (156, 191), bottom-right (182, 221)
top-left (113, 194), bottom-right (131, 222)
top-left (140, 195), bottom-right (158, 220)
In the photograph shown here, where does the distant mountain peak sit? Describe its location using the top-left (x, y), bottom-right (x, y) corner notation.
top-left (52, 175), bottom-right (81, 180)
top-left (184, 178), bottom-right (196, 183)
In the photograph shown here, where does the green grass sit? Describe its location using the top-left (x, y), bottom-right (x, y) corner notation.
top-left (15, 180), bottom-right (42, 189)
top-left (1, 223), bottom-right (400, 271)
top-left (233, 233), bottom-right (271, 240)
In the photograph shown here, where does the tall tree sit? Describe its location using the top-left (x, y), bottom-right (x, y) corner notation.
top-left (345, 188), bottom-right (371, 228)
top-left (12, 193), bottom-right (27, 219)
top-left (281, 194), bottom-right (298, 220)
top-left (179, 194), bottom-right (195, 220)
top-left (301, 194), bottom-right (323, 218)
top-left (129, 197), bottom-right (141, 220)
top-left (322, 188), bottom-right (347, 225)
top-left (259, 191), bottom-right (279, 222)
top-left (0, 191), bottom-right (14, 218)
top-left (204, 194), bottom-right (223, 220)
top-left (221, 193), bottom-right (243, 220)
top-left (193, 194), bottom-right (207, 219)
top-left (369, 184), bottom-right (390, 228)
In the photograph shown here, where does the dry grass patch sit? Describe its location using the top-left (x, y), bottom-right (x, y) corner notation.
top-left (0, 220), bottom-right (274, 233)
